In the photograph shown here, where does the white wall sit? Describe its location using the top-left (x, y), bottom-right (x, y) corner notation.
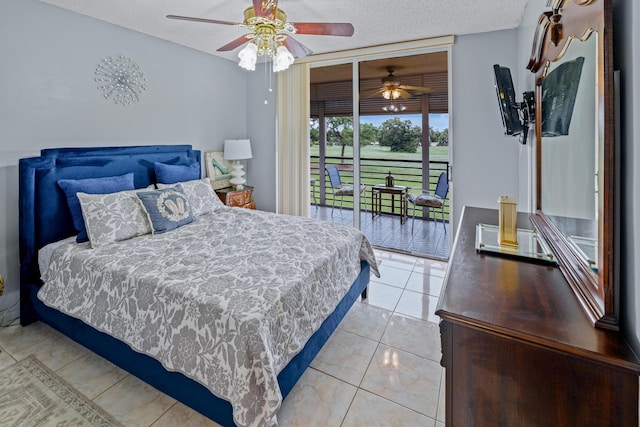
top-left (451, 29), bottom-right (523, 230)
top-left (0, 0), bottom-right (249, 324)
top-left (613, 0), bottom-right (640, 352)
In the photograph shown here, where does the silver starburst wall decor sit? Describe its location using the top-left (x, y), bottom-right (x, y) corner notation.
top-left (95, 56), bottom-right (146, 106)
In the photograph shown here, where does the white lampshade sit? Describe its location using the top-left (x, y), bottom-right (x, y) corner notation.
top-left (223, 139), bottom-right (252, 160)
top-left (238, 43), bottom-right (258, 71)
top-left (273, 46), bottom-right (295, 72)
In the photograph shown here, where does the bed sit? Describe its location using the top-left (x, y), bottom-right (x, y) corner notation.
top-left (19, 145), bottom-right (378, 427)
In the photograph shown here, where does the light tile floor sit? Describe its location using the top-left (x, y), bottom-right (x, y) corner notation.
top-left (0, 249), bottom-right (446, 427)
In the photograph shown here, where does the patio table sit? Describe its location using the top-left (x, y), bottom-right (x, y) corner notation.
top-left (371, 185), bottom-right (409, 224)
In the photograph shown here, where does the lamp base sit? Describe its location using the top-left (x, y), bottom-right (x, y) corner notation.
top-left (229, 161), bottom-right (246, 189)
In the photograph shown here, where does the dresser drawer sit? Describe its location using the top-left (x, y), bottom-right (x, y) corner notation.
top-left (215, 186), bottom-right (256, 209)
top-left (227, 188), bottom-right (253, 207)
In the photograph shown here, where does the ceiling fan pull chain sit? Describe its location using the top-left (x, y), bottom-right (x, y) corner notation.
top-left (269, 57), bottom-right (273, 93)
top-left (264, 58), bottom-right (273, 105)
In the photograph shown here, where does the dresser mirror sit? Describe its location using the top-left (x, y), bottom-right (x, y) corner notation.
top-left (528, 0), bottom-right (617, 329)
top-left (541, 35), bottom-right (597, 267)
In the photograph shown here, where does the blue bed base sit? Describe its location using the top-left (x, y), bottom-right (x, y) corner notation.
top-left (19, 145), bottom-right (201, 324)
top-left (18, 145), bottom-right (369, 426)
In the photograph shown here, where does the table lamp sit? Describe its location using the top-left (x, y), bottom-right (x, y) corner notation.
top-left (223, 139), bottom-right (252, 190)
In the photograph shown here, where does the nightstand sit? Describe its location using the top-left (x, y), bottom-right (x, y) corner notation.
top-left (215, 185), bottom-right (256, 209)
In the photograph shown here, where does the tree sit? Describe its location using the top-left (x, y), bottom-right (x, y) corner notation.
top-left (378, 117), bottom-right (421, 153)
top-left (309, 118), bottom-right (320, 145)
top-left (429, 127), bottom-right (449, 146)
top-left (309, 117), bottom-right (380, 155)
top-left (360, 123), bottom-right (379, 146)
top-left (326, 116), bottom-right (354, 159)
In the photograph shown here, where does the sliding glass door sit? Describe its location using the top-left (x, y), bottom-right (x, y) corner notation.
top-left (308, 48), bottom-right (451, 259)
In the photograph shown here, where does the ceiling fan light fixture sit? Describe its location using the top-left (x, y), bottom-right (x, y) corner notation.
top-left (382, 88), bottom-right (402, 100)
top-left (168, 3), bottom-right (354, 74)
top-left (273, 45), bottom-right (295, 72)
top-left (382, 103), bottom-right (406, 113)
top-left (238, 42), bottom-right (258, 71)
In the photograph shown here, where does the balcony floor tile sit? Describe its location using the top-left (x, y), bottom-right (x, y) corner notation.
top-left (310, 206), bottom-right (449, 259)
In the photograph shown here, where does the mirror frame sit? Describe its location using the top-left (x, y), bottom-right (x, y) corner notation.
top-left (527, 0), bottom-right (617, 329)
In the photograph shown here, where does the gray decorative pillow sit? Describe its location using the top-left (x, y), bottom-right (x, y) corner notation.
top-left (77, 189), bottom-right (152, 248)
top-left (136, 185), bottom-right (194, 234)
top-left (58, 173), bottom-right (135, 243)
top-left (157, 178), bottom-right (225, 217)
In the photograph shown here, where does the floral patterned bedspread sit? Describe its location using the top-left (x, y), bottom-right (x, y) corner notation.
top-left (38, 207), bottom-right (378, 427)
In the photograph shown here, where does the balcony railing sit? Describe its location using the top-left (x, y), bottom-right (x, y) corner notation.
top-left (311, 155), bottom-right (450, 221)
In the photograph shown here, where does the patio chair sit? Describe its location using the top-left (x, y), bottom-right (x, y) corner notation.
top-left (406, 172), bottom-right (449, 232)
top-left (325, 166), bottom-right (366, 214)
top-left (310, 177), bottom-right (318, 208)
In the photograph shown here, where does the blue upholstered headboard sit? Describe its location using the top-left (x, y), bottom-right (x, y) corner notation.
top-left (19, 145), bottom-right (201, 323)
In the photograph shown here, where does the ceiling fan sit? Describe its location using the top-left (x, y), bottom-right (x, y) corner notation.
top-left (167, 0), bottom-right (354, 72)
top-left (362, 67), bottom-right (433, 100)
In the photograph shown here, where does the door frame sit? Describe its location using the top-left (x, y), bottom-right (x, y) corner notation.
top-left (302, 37), bottom-right (454, 245)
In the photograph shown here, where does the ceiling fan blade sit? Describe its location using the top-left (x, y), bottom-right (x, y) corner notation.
top-left (253, 0), bottom-right (278, 19)
top-left (292, 22), bottom-right (354, 37)
top-left (253, 0), bottom-right (267, 17)
top-left (283, 36), bottom-right (313, 58)
top-left (397, 89), bottom-right (414, 99)
top-left (400, 85), bottom-right (433, 93)
top-left (166, 15), bottom-right (240, 26)
top-left (363, 89), bottom-right (386, 99)
top-left (217, 35), bottom-right (252, 52)
top-left (360, 88), bottom-right (382, 95)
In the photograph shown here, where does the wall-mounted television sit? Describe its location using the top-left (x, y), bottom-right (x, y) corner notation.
top-left (493, 64), bottom-right (534, 144)
top-left (541, 56), bottom-right (584, 137)
top-left (494, 64), bottom-right (523, 136)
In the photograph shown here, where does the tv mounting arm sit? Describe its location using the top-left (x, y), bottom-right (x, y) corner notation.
top-left (516, 91), bottom-right (535, 144)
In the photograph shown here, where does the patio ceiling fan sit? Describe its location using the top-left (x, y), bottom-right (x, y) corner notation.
top-left (362, 67), bottom-right (433, 100)
top-left (167, 0), bottom-right (354, 72)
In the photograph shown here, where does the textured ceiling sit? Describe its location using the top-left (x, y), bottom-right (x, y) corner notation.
top-left (40, 0), bottom-right (530, 63)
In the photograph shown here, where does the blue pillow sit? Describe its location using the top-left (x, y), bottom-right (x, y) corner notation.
top-left (136, 185), bottom-right (194, 234)
top-left (57, 173), bottom-right (135, 242)
top-left (154, 162), bottom-right (200, 184)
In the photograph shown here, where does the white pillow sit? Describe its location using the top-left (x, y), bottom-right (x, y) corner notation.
top-left (77, 188), bottom-right (152, 248)
top-left (157, 178), bottom-right (225, 217)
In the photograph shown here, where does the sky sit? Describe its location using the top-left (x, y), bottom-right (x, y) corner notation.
top-left (361, 113), bottom-right (448, 131)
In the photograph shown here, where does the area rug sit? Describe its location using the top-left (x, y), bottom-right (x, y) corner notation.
top-left (0, 355), bottom-right (123, 426)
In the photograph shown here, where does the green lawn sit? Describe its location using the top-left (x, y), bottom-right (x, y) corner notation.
top-left (310, 144), bottom-right (448, 162)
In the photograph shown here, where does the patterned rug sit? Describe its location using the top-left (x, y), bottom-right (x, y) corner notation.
top-left (0, 355), bottom-right (123, 426)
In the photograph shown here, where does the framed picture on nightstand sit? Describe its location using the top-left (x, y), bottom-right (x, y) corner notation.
top-left (205, 151), bottom-right (232, 190)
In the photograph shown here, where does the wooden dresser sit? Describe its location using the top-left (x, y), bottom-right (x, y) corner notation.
top-left (436, 207), bottom-right (640, 426)
top-left (215, 185), bottom-right (256, 209)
